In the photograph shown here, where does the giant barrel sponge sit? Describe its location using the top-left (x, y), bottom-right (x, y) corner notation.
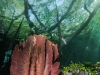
top-left (10, 35), bottom-right (60, 75)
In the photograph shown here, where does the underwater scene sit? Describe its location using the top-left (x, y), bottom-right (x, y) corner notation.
top-left (0, 0), bottom-right (100, 75)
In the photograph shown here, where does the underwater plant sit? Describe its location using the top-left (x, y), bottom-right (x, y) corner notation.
top-left (62, 62), bottom-right (100, 75)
